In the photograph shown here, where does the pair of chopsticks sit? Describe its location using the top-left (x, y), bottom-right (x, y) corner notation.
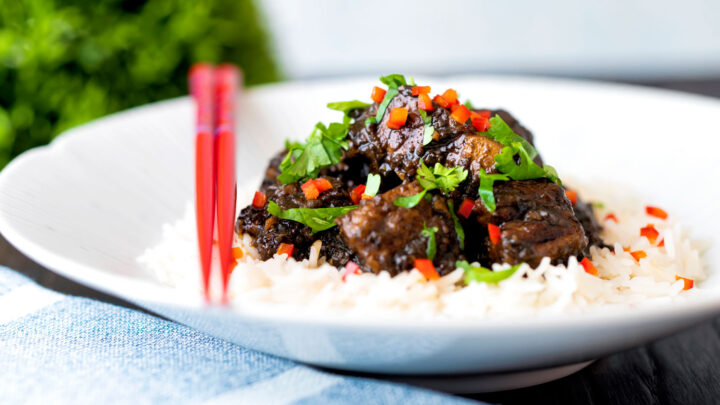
top-left (189, 63), bottom-right (242, 303)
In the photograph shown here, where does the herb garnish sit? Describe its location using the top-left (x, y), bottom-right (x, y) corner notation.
top-left (371, 74), bottom-right (408, 125)
top-left (447, 200), bottom-right (465, 249)
top-left (394, 160), bottom-right (469, 208)
top-left (419, 109), bottom-right (435, 146)
top-left (456, 260), bottom-right (521, 285)
top-left (473, 115), bottom-right (563, 212)
top-left (421, 223), bottom-right (438, 260)
top-left (278, 122), bottom-right (349, 184)
top-left (327, 100), bottom-right (371, 117)
top-left (364, 173), bottom-right (381, 198)
top-left (267, 201), bottom-right (357, 234)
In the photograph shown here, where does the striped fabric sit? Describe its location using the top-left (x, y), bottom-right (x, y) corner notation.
top-left (0, 267), bottom-right (481, 404)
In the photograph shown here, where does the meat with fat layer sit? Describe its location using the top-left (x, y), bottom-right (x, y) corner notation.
top-left (336, 182), bottom-right (462, 275)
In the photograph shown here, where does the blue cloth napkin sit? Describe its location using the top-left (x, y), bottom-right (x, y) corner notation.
top-left (0, 267), bottom-right (482, 404)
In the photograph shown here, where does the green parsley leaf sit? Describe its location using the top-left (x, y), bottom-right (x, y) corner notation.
top-left (327, 100), bottom-right (370, 116)
top-left (364, 173), bottom-right (381, 197)
top-left (456, 260), bottom-right (521, 285)
top-left (374, 87), bottom-right (398, 123)
top-left (477, 171), bottom-right (509, 212)
top-left (379, 74), bottom-right (407, 88)
top-left (419, 109), bottom-right (435, 146)
top-left (278, 122), bottom-right (349, 184)
top-left (267, 201), bottom-right (357, 234)
top-left (486, 115), bottom-right (562, 186)
top-left (421, 223), bottom-right (439, 261)
top-left (394, 160), bottom-right (468, 209)
top-left (393, 189), bottom-right (427, 209)
top-left (486, 115), bottom-right (538, 160)
top-left (447, 200), bottom-right (465, 250)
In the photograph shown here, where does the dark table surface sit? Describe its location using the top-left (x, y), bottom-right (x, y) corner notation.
top-left (3, 78), bottom-right (720, 405)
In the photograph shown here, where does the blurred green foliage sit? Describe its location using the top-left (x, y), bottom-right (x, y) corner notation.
top-left (0, 0), bottom-right (280, 167)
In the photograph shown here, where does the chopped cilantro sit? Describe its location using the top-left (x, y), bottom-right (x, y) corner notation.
top-left (456, 260), bottom-right (521, 284)
top-left (419, 109), bottom-right (435, 146)
top-left (267, 201), bottom-right (357, 234)
top-left (447, 200), bottom-right (465, 249)
top-left (463, 100), bottom-right (474, 109)
top-left (394, 160), bottom-right (469, 209)
top-left (374, 87), bottom-right (398, 124)
top-left (421, 223), bottom-right (439, 261)
top-left (477, 171), bottom-right (509, 212)
top-left (592, 201), bottom-right (606, 209)
top-left (365, 117), bottom-right (377, 126)
top-left (326, 100), bottom-right (370, 116)
top-left (364, 173), bottom-right (381, 197)
top-left (486, 115), bottom-right (562, 186)
top-left (379, 74), bottom-right (407, 88)
top-left (277, 122), bottom-right (349, 184)
top-left (394, 190), bottom-right (428, 209)
top-left (408, 76), bottom-right (417, 86)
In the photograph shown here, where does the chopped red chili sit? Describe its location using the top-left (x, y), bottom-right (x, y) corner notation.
top-left (301, 179), bottom-right (320, 200)
top-left (418, 93), bottom-right (433, 111)
top-left (414, 258), bottom-right (439, 280)
top-left (450, 105), bottom-right (471, 124)
top-left (313, 178), bottom-right (333, 193)
top-left (386, 107), bottom-right (408, 129)
top-left (232, 247), bottom-right (244, 260)
top-left (475, 110), bottom-right (491, 119)
top-left (252, 191), bottom-right (267, 208)
top-left (580, 257), bottom-right (598, 276)
top-left (342, 261), bottom-right (361, 281)
top-left (470, 112), bottom-right (489, 132)
top-left (604, 213), bottom-right (619, 223)
top-left (433, 94), bottom-right (450, 109)
top-left (441, 89), bottom-right (458, 106)
top-left (411, 86), bottom-right (431, 96)
top-left (646, 205), bottom-right (668, 220)
top-left (488, 223), bottom-right (501, 245)
top-left (371, 86), bottom-right (386, 103)
top-left (630, 250), bottom-right (647, 262)
top-left (457, 198), bottom-right (474, 219)
top-left (675, 275), bottom-right (694, 290)
top-left (640, 224), bottom-right (659, 244)
top-left (350, 184), bottom-right (366, 205)
top-left (564, 189), bottom-right (578, 206)
top-left (277, 243), bottom-right (294, 257)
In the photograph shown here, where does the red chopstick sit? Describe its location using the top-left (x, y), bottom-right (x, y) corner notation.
top-left (189, 63), bottom-right (216, 302)
top-left (214, 64), bottom-right (241, 303)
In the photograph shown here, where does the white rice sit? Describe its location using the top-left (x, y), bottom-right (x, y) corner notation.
top-left (137, 181), bottom-right (708, 320)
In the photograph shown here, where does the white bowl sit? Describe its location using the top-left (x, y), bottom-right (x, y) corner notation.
top-left (0, 76), bottom-right (718, 390)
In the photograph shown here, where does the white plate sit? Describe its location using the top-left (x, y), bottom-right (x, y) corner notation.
top-left (1, 76), bottom-right (719, 384)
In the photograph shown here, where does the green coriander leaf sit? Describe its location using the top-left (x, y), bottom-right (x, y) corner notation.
top-left (327, 100), bottom-right (371, 116)
top-left (267, 201), bottom-right (357, 234)
top-left (447, 200), bottom-right (465, 249)
top-left (421, 223), bottom-right (439, 261)
top-left (477, 171), bottom-right (509, 212)
top-left (365, 117), bottom-right (377, 126)
top-left (543, 164), bottom-right (562, 186)
top-left (374, 87), bottom-right (398, 123)
top-left (364, 173), bottom-right (381, 197)
top-left (284, 139), bottom-right (303, 151)
top-left (393, 189), bottom-right (427, 209)
top-left (277, 122), bottom-right (350, 184)
top-left (487, 115), bottom-right (538, 160)
top-left (457, 260), bottom-right (521, 285)
top-left (419, 109), bottom-right (435, 146)
top-left (429, 162), bottom-right (469, 194)
top-left (379, 74), bottom-right (407, 88)
top-left (463, 100), bottom-right (474, 109)
top-left (494, 141), bottom-right (546, 181)
top-left (408, 76), bottom-right (417, 86)
top-left (592, 201), bottom-right (606, 209)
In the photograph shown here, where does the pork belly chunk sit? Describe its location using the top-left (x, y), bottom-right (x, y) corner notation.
top-left (473, 179), bottom-right (588, 267)
top-left (336, 182), bottom-right (462, 276)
